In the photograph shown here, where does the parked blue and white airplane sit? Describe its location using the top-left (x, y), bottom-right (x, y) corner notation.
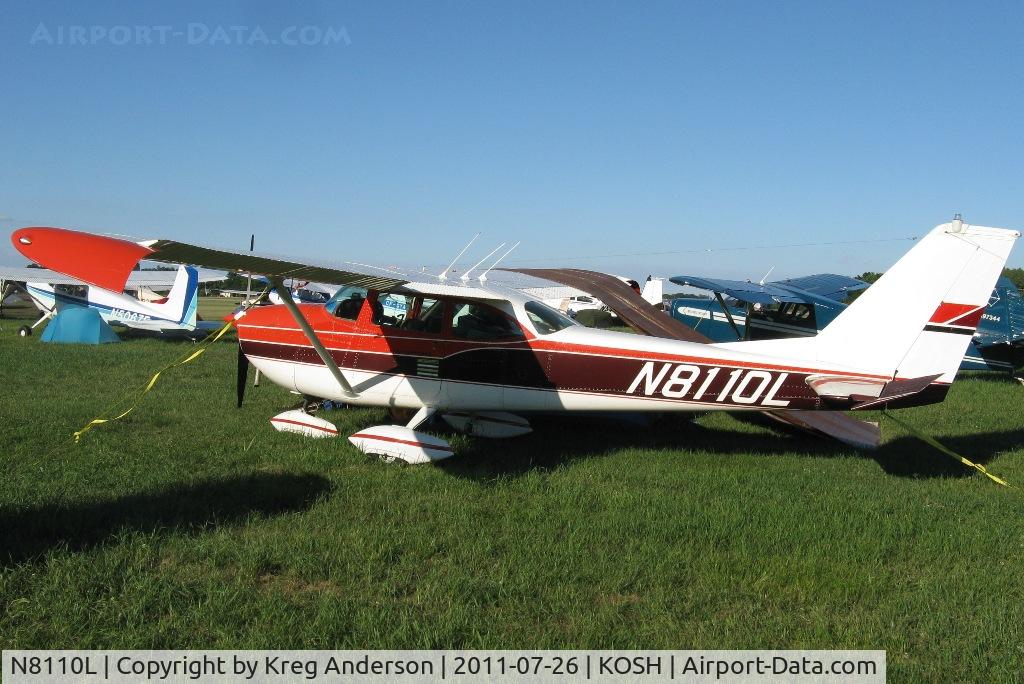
top-left (669, 273), bottom-right (1024, 375)
top-left (0, 264), bottom-right (223, 337)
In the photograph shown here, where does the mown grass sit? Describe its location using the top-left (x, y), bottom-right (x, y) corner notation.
top-left (1, 304), bottom-right (1022, 680)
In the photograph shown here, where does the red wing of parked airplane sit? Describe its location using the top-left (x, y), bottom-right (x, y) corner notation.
top-left (11, 220), bottom-right (1020, 464)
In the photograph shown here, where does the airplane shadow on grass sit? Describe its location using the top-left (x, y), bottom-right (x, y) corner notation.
top-left (0, 473), bottom-right (331, 567)
top-left (437, 414), bottom-right (1024, 483)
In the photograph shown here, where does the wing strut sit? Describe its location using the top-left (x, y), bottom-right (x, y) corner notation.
top-left (714, 292), bottom-right (743, 340)
top-left (268, 276), bottom-right (357, 399)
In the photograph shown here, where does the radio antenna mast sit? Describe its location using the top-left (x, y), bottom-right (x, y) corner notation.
top-left (478, 241), bottom-right (520, 282)
top-left (461, 243), bottom-right (506, 282)
top-left (439, 233), bottom-right (480, 281)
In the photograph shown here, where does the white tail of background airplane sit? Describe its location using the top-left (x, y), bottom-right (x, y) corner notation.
top-left (145, 265), bottom-right (199, 327)
top-left (641, 276), bottom-right (664, 307)
top-left (725, 219), bottom-right (1020, 384)
top-left (57, 264), bottom-right (199, 330)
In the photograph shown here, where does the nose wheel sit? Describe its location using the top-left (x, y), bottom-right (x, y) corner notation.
top-left (18, 325), bottom-right (32, 337)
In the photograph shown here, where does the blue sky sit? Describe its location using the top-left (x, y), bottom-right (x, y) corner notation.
top-left (1, 0), bottom-right (1022, 280)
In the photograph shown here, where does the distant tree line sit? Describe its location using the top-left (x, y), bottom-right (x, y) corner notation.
top-left (217, 272), bottom-right (252, 290)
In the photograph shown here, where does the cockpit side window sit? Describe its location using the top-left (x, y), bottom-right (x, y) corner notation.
top-left (450, 301), bottom-right (525, 341)
top-left (326, 286), bottom-right (368, 320)
top-left (375, 292), bottom-right (409, 326)
top-left (524, 301), bottom-right (576, 334)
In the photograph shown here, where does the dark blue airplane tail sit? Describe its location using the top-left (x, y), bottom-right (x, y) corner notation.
top-left (965, 276), bottom-right (1024, 373)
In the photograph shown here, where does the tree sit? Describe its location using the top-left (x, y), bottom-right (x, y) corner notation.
top-left (1003, 267), bottom-right (1024, 289)
top-left (854, 271), bottom-right (883, 284)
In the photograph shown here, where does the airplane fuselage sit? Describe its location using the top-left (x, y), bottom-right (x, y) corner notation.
top-left (237, 292), bottom-right (948, 415)
top-left (25, 283), bottom-right (177, 331)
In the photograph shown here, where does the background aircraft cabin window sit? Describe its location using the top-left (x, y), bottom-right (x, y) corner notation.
top-left (54, 284), bottom-right (88, 299)
top-left (760, 302), bottom-right (816, 329)
top-left (450, 301), bottom-right (524, 341)
top-left (326, 286), bottom-right (368, 320)
top-left (524, 300), bottom-right (576, 335)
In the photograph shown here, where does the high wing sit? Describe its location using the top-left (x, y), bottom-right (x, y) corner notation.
top-left (140, 239), bottom-right (407, 291)
top-left (670, 274), bottom-right (865, 309)
top-left (669, 275), bottom-right (807, 305)
top-left (773, 273), bottom-right (870, 301)
top-left (0, 265), bottom-right (224, 288)
top-left (12, 227), bottom-right (408, 293)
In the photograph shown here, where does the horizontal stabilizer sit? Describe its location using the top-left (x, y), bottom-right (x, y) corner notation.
top-left (850, 374), bottom-right (942, 410)
top-left (764, 411), bottom-right (881, 449)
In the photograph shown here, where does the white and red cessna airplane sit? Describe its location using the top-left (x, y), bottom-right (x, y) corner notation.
top-left (11, 219), bottom-right (1019, 463)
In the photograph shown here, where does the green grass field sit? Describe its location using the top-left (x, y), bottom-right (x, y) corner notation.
top-left (1, 299), bottom-right (1022, 680)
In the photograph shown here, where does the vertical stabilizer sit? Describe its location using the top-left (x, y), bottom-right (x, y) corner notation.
top-left (147, 265), bottom-right (199, 328)
top-left (641, 277), bottom-right (664, 307)
top-left (813, 220), bottom-right (1019, 382)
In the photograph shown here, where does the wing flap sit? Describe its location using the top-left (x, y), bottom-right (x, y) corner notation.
top-left (764, 411), bottom-right (881, 449)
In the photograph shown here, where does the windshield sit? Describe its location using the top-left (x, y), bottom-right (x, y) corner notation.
top-left (524, 300), bottom-right (577, 335)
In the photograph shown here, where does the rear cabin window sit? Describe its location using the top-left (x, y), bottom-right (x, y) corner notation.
top-left (450, 301), bottom-right (524, 341)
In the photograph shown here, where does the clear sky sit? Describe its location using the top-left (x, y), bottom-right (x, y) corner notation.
top-left (1, 0), bottom-right (1021, 280)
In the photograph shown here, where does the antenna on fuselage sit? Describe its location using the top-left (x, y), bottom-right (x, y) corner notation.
top-left (439, 232), bottom-right (481, 281)
top-left (478, 241), bottom-right (520, 283)
top-left (461, 243), bottom-right (506, 282)
top-left (758, 265), bottom-right (775, 286)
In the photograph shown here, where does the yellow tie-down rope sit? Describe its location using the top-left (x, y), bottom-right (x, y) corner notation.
top-left (882, 410), bottom-right (1013, 488)
top-left (73, 318), bottom-right (236, 443)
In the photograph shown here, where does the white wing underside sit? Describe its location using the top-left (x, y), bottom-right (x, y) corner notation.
top-left (0, 266), bottom-right (223, 288)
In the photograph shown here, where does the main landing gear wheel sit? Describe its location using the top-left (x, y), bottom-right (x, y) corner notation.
top-left (18, 325), bottom-right (32, 337)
